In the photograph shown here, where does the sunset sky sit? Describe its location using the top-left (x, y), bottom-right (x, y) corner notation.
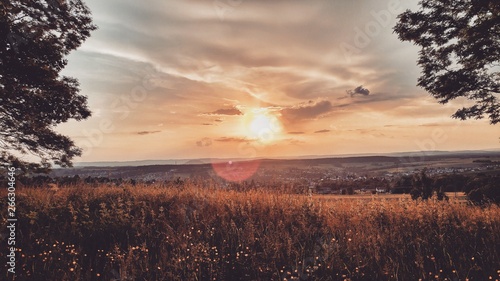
top-left (57, 0), bottom-right (499, 162)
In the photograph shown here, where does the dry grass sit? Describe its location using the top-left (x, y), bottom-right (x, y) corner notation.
top-left (1, 182), bottom-right (499, 280)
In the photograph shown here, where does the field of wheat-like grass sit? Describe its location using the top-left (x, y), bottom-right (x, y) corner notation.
top-left (1, 182), bottom-right (499, 281)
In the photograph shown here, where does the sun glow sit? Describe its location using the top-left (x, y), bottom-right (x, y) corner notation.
top-left (243, 108), bottom-right (283, 143)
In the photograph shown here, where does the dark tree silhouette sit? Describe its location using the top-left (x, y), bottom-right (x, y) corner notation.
top-left (0, 0), bottom-right (96, 171)
top-left (394, 0), bottom-right (499, 124)
top-left (409, 169), bottom-right (448, 201)
top-left (410, 169), bottom-right (434, 200)
top-left (465, 174), bottom-right (500, 205)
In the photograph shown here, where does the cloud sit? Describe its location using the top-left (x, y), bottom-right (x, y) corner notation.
top-left (418, 123), bottom-right (441, 127)
top-left (215, 137), bottom-right (251, 143)
top-left (62, 0), bottom-right (467, 161)
top-left (350, 128), bottom-right (388, 138)
top-left (196, 137), bottom-right (212, 147)
top-left (281, 100), bottom-right (334, 122)
top-left (347, 85), bottom-right (370, 97)
top-left (206, 107), bottom-right (243, 116)
top-left (288, 139), bottom-right (305, 145)
top-left (136, 130), bottom-right (161, 135)
top-left (288, 131), bottom-right (305, 135)
top-left (283, 79), bottom-right (338, 99)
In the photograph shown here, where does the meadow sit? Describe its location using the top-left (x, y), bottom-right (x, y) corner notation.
top-left (1, 182), bottom-right (499, 281)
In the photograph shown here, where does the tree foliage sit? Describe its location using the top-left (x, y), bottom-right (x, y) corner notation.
top-left (409, 170), bottom-right (430, 200)
top-left (394, 0), bottom-right (500, 124)
top-left (0, 0), bottom-right (96, 171)
top-left (465, 174), bottom-right (500, 205)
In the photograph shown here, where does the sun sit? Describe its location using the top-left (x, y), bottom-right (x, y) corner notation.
top-left (243, 108), bottom-right (282, 143)
top-left (250, 115), bottom-right (273, 135)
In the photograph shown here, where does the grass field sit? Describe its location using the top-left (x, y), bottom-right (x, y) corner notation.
top-left (1, 183), bottom-right (499, 281)
top-left (309, 192), bottom-right (468, 202)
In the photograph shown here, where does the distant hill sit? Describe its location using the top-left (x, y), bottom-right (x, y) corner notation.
top-left (48, 149), bottom-right (500, 181)
top-left (72, 149), bottom-right (500, 168)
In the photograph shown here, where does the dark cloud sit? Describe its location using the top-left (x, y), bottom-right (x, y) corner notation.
top-left (214, 118), bottom-right (224, 122)
top-left (202, 123), bottom-right (213, 126)
top-left (281, 100), bottom-right (333, 121)
top-left (347, 85), bottom-right (370, 97)
top-left (206, 107), bottom-right (242, 116)
top-left (136, 130), bottom-right (161, 135)
top-left (314, 129), bottom-right (330, 133)
top-left (288, 131), bottom-right (305, 135)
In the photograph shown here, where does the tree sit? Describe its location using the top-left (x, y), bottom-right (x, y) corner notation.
top-left (407, 168), bottom-right (448, 200)
top-left (410, 169), bottom-right (434, 200)
top-left (0, 0), bottom-right (96, 172)
top-left (394, 0), bottom-right (500, 124)
top-left (465, 174), bottom-right (500, 205)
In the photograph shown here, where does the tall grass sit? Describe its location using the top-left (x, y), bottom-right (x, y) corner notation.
top-left (1, 182), bottom-right (499, 280)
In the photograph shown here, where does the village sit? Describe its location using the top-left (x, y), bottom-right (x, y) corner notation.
top-left (10, 154), bottom-right (498, 199)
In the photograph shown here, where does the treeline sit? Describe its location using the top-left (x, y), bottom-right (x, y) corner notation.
top-left (2, 170), bottom-right (498, 204)
top-left (0, 174), bottom-right (174, 188)
top-left (393, 170), bottom-right (500, 204)
top-left (1, 174), bottom-right (304, 194)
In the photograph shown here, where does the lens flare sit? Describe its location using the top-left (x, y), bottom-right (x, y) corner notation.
top-left (211, 160), bottom-right (260, 182)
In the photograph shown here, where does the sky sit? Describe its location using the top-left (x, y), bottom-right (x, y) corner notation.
top-left (57, 0), bottom-right (500, 162)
